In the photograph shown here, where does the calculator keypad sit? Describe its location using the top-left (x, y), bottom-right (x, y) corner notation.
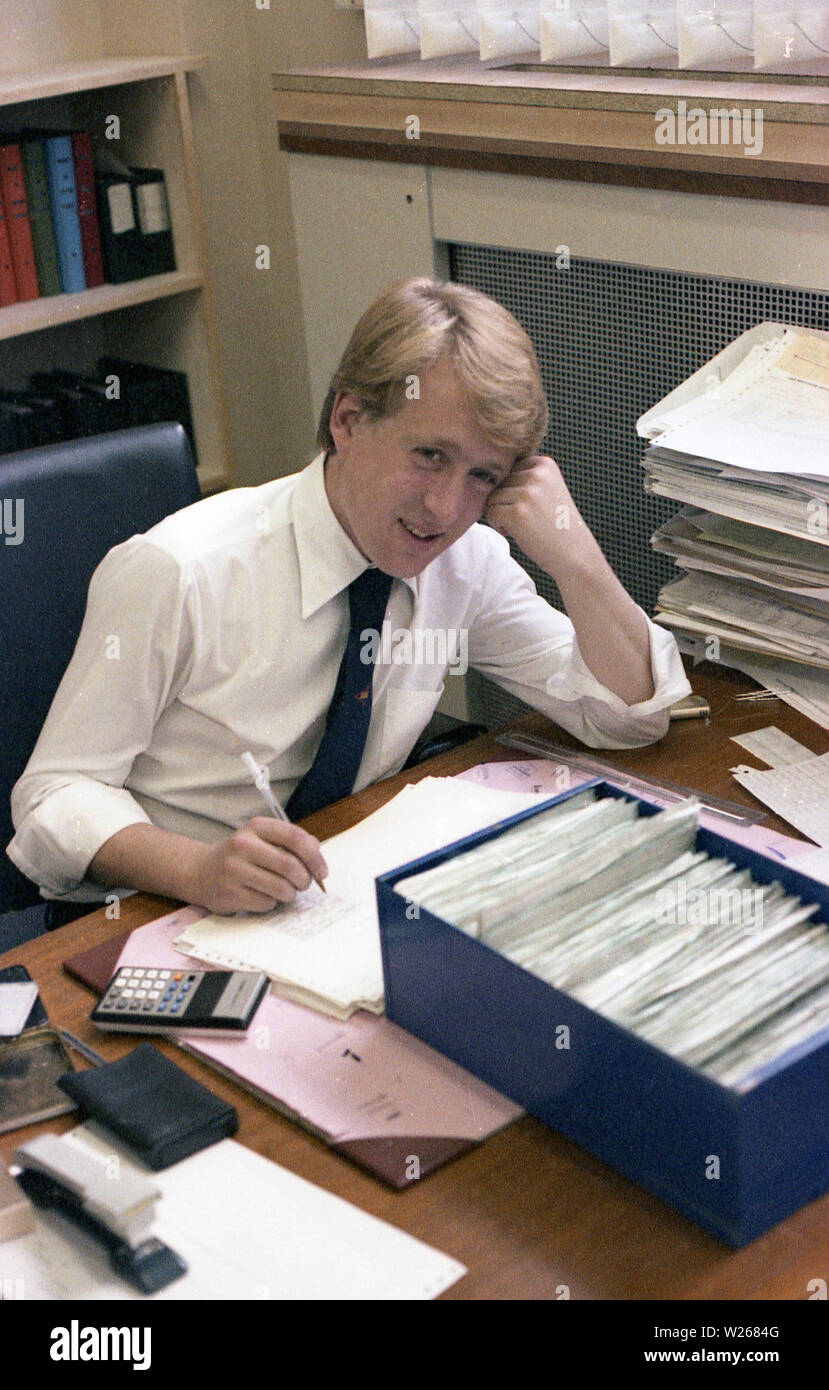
top-left (99, 967), bottom-right (200, 1019)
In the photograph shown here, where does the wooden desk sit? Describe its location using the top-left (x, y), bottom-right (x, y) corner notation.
top-left (2, 665), bottom-right (828, 1303)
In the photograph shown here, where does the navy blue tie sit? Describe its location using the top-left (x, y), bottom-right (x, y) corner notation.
top-left (286, 567), bottom-right (394, 820)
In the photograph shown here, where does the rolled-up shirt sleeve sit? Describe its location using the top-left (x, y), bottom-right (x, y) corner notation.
top-left (466, 531), bottom-right (692, 748)
top-left (7, 538), bottom-right (194, 898)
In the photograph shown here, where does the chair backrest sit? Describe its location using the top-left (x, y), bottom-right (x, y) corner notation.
top-left (0, 423), bottom-right (201, 911)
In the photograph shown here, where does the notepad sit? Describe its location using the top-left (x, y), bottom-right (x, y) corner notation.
top-left (175, 777), bottom-right (552, 1018)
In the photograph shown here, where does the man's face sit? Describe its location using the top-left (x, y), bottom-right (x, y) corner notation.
top-left (324, 358), bottom-right (518, 579)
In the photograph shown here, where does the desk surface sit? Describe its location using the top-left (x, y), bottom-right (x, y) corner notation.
top-left (2, 664), bottom-right (828, 1302)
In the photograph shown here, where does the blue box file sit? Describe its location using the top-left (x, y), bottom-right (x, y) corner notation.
top-left (376, 782), bottom-right (829, 1246)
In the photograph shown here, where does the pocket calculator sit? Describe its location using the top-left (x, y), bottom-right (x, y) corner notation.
top-left (91, 967), bottom-right (269, 1036)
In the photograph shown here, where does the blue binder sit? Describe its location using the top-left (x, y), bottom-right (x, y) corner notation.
top-left (43, 134), bottom-right (86, 294)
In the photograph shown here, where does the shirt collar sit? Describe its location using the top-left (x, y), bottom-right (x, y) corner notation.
top-left (291, 453), bottom-right (417, 619)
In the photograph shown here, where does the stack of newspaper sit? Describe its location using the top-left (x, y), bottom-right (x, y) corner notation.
top-left (637, 324), bottom-right (829, 728)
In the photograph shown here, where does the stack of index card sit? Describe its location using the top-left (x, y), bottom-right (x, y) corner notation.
top-left (397, 787), bottom-right (829, 1088)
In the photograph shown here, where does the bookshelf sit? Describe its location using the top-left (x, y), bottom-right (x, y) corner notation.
top-left (0, 56), bottom-right (233, 494)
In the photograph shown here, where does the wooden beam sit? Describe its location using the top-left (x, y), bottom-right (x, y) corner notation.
top-left (273, 79), bottom-right (829, 204)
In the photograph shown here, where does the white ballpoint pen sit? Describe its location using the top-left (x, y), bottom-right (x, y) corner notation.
top-left (241, 751), bottom-right (327, 893)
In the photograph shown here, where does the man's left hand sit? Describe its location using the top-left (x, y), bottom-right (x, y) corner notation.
top-left (486, 453), bottom-right (656, 706)
top-left (485, 454), bottom-right (585, 581)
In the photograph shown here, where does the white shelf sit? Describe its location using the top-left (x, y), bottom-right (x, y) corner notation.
top-left (0, 272), bottom-right (203, 342)
top-left (0, 56), bottom-right (206, 108)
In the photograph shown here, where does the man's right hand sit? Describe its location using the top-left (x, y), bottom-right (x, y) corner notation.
top-left (88, 819), bottom-right (329, 915)
top-left (192, 818), bottom-right (329, 914)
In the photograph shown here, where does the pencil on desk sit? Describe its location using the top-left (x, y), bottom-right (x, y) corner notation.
top-left (241, 751), bottom-right (327, 893)
top-left (58, 1029), bottom-right (106, 1068)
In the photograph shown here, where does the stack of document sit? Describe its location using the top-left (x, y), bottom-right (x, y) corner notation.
top-left (398, 791), bottom-right (829, 1089)
top-left (638, 324), bottom-right (829, 726)
top-left (654, 570), bottom-right (829, 669)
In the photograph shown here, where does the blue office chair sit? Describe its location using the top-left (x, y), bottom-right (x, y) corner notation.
top-left (0, 423), bottom-right (201, 946)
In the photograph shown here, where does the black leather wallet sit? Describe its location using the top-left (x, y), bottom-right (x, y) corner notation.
top-left (58, 1043), bottom-right (238, 1170)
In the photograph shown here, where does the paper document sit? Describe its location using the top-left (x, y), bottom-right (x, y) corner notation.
top-left (176, 777), bottom-right (553, 1018)
top-left (724, 653), bottom-right (829, 732)
top-left (730, 728), bottom-right (814, 768)
top-left (651, 511), bottom-right (829, 602)
top-left (642, 448), bottom-right (829, 549)
top-left (732, 754), bottom-right (829, 847)
top-left (655, 572), bottom-right (829, 669)
top-left (777, 334), bottom-right (829, 390)
top-left (460, 759), bottom-right (829, 871)
top-left (0, 1123), bottom-right (466, 1300)
top-left (640, 327), bottom-right (829, 478)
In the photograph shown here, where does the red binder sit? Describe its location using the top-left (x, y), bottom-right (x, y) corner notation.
top-left (0, 142), bottom-right (39, 301)
top-left (0, 184), bottom-right (17, 307)
top-left (71, 132), bottom-right (105, 288)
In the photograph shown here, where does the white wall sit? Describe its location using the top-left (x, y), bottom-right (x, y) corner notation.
top-left (170, 0), bottom-right (371, 483)
top-left (1, 1), bottom-right (104, 66)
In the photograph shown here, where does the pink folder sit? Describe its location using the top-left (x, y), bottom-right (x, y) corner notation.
top-left (66, 906), bottom-right (521, 1189)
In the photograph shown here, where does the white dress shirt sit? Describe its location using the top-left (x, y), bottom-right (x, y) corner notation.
top-left (8, 453), bottom-right (691, 899)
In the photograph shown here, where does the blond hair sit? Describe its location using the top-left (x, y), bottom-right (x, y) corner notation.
top-left (317, 278), bottom-right (548, 459)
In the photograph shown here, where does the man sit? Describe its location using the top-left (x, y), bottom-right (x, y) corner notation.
top-left (8, 277), bottom-right (691, 917)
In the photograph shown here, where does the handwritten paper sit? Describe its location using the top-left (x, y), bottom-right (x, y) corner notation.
top-left (176, 777), bottom-right (552, 1017)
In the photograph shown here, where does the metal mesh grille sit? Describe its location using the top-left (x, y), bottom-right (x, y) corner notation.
top-left (449, 244), bottom-right (829, 727)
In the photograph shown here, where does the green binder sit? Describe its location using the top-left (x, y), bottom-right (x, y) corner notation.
top-left (21, 139), bottom-right (62, 298)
